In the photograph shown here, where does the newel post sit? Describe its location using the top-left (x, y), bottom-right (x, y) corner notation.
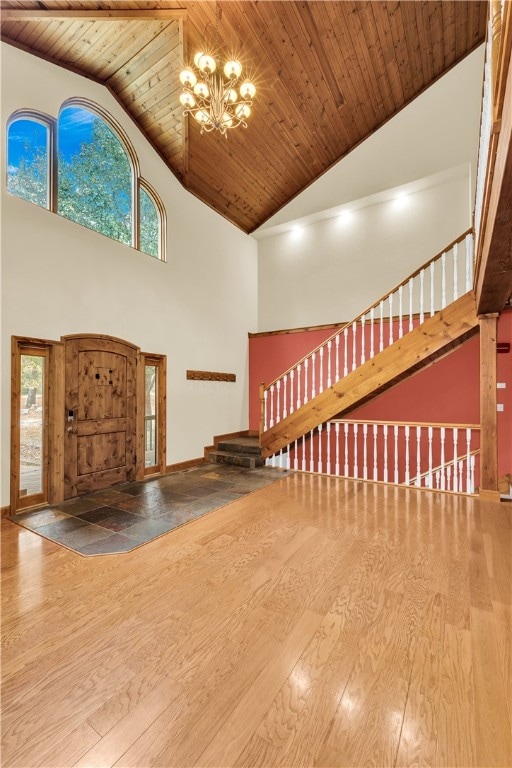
top-left (259, 383), bottom-right (265, 440)
top-left (479, 313), bottom-right (500, 501)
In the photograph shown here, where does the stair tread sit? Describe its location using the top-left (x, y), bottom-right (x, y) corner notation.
top-left (217, 437), bottom-right (261, 455)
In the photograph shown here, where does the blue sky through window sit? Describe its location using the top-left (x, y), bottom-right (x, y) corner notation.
top-left (58, 106), bottom-right (95, 160)
top-left (8, 119), bottom-right (47, 169)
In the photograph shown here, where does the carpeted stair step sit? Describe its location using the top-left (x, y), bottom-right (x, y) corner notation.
top-left (217, 437), bottom-right (262, 455)
top-left (208, 449), bottom-right (265, 469)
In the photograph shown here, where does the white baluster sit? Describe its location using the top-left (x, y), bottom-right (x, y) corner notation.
top-left (343, 328), bottom-right (348, 376)
top-left (276, 380), bottom-right (281, 424)
top-left (369, 307), bottom-right (375, 358)
top-left (263, 389), bottom-right (268, 431)
top-left (327, 421), bottom-right (333, 475)
top-left (453, 243), bottom-right (458, 300)
top-left (373, 423), bottom-right (378, 481)
top-left (283, 376), bottom-right (288, 420)
top-left (453, 427), bottom-right (459, 493)
top-left (304, 359), bottom-right (309, 404)
top-left (446, 463), bottom-right (452, 491)
top-left (269, 384), bottom-right (274, 428)
top-left (319, 347), bottom-right (324, 393)
top-left (352, 321), bottom-right (357, 371)
top-left (311, 352), bottom-right (316, 399)
top-left (344, 422), bottom-right (349, 477)
top-left (419, 269), bottom-right (425, 324)
top-left (405, 425), bottom-right (410, 484)
top-left (318, 423), bottom-right (323, 474)
top-left (290, 369), bottom-right (294, 415)
top-left (389, 293), bottom-right (394, 345)
top-left (296, 365), bottom-right (301, 411)
top-left (353, 423), bottom-right (358, 478)
top-left (435, 470), bottom-right (440, 490)
top-left (465, 233), bottom-right (473, 292)
top-left (459, 460), bottom-right (464, 493)
top-left (383, 424), bottom-right (389, 483)
top-left (309, 429), bottom-right (314, 473)
top-left (466, 428), bottom-right (471, 492)
top-left (470, 454), bottom-right (475, 494)
top-left (360, 315), bottom-right (366, 364)
top-left (440, 427), bottom-right (446, 490)
top-left (416, 426), bottom-right (421, 487)
top-left (398, 285), bottom-right (403, 338)
top-left (293, 439), bottom-right (298, 471)
top-left (363, 423), bottom-right (368, 480)
top-left (335, 334), bottom-right (340, 381)
top-left (441, 251), bottom-right (447, 308)
top-left (430, 261), bottom-right (435, 316)
top-left (408, 277), bottom-right (414, 332)
top-left (335, 422), bottom-right (340, 476)
top-left (301, 434), bottom-right (306, 472)
top-left (379, 300), bottom-right (384, 352)
top-left (327, 340), bottom-right (332, 388)
top-left (427, 426), bottom-right (433, 488)
top-left (394, 424), bottom-right (399, 484)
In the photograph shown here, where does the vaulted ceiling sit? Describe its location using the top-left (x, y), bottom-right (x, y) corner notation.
top-left (0, 1), bottom-right (487, 233)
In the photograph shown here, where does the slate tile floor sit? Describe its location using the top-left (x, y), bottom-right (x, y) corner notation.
top-left (12, 464), bottom-right (292, 556)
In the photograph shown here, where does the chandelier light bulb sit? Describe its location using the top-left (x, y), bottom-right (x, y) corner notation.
top-left (179, 68), bottom-right (197, 88)
top-left (222, 112), bottom-right (234, 128)
top-left (194, 109), bottom-right (210, 124)
top-left (226, 88), bottom-right (237, 103)
top-left (235, 103), bottom-right (251, 119)
top-left (239, 81), bottom-right (256, 100)
top-left (224, 59), bottom-right (242, 79)
top-left (193, 82), bottom-right (209, 99)
top-left (180, 92), bottom-right (196, 108)
top-left (198, 54), bottom-right (216, 74)
top-left (193, 51), bottom-right (205, 67)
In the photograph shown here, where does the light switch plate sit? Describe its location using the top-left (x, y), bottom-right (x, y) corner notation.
top-left (497, 382), bottom-right (506, 389)
top-left (497, 403), bottom-right (504, 412)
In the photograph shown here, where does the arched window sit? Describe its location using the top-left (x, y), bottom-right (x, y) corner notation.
top-left (7, 112), bottom-right (52, 209)
top-left (58, 104), bottom-right (133, 246)
top-left (5, 100), bottom-right (166, 260)
top-left (140, 181), bottom-right (165, 259)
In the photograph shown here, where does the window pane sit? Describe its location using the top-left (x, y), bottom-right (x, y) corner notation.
top-left (140, 187), bottom-right (160, 258)
top-left (20, 355), bottom-right (45, 496)
top-left (145, 365), bottom-right (157, 467)
top-left (7, 119), bottom-right (49, 208)
top-left (58, 106), bottom-right (132, 245)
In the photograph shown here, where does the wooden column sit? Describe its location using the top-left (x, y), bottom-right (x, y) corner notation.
top-left (479, 314), bottom-right (500, 500)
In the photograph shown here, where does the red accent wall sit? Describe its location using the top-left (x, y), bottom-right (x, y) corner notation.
top-left (249, 310), bottom-right (512, 476)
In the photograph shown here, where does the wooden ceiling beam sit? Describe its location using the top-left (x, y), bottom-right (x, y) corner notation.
top-left (0, 9), bottom-right (186, 22)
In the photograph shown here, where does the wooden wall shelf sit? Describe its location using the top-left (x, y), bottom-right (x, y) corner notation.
top-left (186, 370), bottom-right (236, 383)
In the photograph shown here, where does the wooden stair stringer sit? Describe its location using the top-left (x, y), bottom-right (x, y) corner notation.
top-left (261, 291), bottom-right (479, 458)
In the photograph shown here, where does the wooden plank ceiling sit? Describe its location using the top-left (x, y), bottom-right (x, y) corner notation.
top-left (0, 1), bottom-right (487, 233)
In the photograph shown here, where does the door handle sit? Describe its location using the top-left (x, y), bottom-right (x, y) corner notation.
top-left (67, 426), bottom-right (76, 434)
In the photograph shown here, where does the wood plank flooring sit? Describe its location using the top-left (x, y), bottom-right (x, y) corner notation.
top-left (1, 473), bottom-right (511, 767)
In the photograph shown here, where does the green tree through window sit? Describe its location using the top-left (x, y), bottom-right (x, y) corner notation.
top-left (58, 108), bottom-right (132, 244)
top-left (6, 105), bottom-right (164, 259)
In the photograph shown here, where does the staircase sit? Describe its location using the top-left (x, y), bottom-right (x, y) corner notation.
top-left (259, 230), bottom-right (478, 460)
top-left (208, 436), bottom-right (264, 469)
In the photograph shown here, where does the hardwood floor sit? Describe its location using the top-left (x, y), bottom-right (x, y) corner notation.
top-left (1, 473), bottom-right (511, 767)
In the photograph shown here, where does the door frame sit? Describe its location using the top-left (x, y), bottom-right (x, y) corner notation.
top-left (10, 333), bottom-right (167, 513)
top-left (10, 336), bottom-right (65, 514)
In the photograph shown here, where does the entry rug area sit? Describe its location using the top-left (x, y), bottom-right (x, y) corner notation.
top-left (12, 464), bottom-right (292, 556)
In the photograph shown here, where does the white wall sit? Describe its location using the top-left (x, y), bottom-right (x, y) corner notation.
top-left (0, 43), bottom-right (258, 506)
top-left (256, 167), bottom-right (472, 330)
top-left (257, 46), bottom-right (484, 231)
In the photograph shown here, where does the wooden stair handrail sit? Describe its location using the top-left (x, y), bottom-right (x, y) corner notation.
top-left (263, 228), bottom-right (473, 390)
top-left (408, 448), bottom-right (480, 484)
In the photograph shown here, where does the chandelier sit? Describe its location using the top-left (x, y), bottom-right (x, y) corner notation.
top-left (179, 52), bottom-right (256, 136)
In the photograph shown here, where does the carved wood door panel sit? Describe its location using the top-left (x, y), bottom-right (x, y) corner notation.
top-left (64, 336), bottom-right (138, 498)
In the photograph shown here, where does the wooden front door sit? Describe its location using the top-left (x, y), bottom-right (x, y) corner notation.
top-left (64, 335), bottom-right (139, 498)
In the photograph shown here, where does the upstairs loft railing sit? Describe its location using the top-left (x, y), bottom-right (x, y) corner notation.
top-left (266, 419), bottom-right (480, 496)
top-left (260, 229), bottom-right (474, 435)
top-left (474, 0), bottom-right (511, 278)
